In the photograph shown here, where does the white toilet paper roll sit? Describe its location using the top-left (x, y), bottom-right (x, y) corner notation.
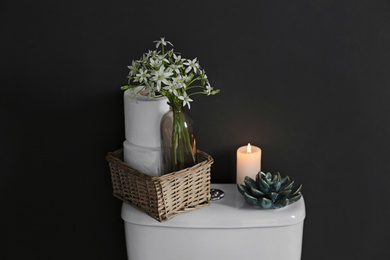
top-left (124, 90), bottom-right (169, 148)
top-left (123, 140), bottom-right (163, 176)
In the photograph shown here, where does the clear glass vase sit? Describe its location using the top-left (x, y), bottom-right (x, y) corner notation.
top-left (160, 103), bottom-right (196, 174)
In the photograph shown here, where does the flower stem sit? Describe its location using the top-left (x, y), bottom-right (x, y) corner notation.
top-left (171, 103), bottom-right (196, 171)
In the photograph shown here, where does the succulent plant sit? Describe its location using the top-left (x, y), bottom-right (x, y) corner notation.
top-left (237, 171), bottom-right (302, 209)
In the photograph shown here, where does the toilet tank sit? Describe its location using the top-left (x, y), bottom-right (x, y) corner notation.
top-left (121, 184), bottom-right (306, 260)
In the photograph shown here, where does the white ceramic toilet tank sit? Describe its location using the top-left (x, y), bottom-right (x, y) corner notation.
top-left (121, 184), bottom-right (305, 260)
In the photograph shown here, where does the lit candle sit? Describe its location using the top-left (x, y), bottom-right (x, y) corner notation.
top-left (236, 143), bottom-right (262, 185)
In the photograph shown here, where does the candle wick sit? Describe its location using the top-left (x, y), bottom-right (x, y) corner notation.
top-left (247, 143), bottom-right (252, 154)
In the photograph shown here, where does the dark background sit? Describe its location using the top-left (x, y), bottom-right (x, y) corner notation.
top-left (1, 0), bottom-right (389, 259)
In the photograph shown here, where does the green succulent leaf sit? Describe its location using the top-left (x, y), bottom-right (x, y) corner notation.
top-left (237, 184), bottom-right (250, 197)
top-left (277, 172), bottom-right (282, 183)
top-left (244, 193), bottom-right (259, 206)
top-left (244, 176), bottom-right (259, 191)
top-left (281, 180), bottom-right (294, 191)
top-left (259, 197), bottom-right (272, 209)
top-left (280, 176), bottom-right (291, 187)
top-left (288, 193), bottom-right (302, 204)
top-left (258, 175), bottom-right (270, 192)
top-left (278, 189), bottom-right (292, 198)
top-left (268, 191), bottom-right (279, 202)
top-left (250, 186), bottom-right (265, 198)
top-left (274, 198), bottom-right (289, 208)
top-left (273, 181), bottom-right (281, 192)
top-left (255, 172), bottom-right (261, 183)
top-left (265, 172), bottom-right (273, 183)
top-left (291, 184), bottom-right (302, 196)
top-left (258, 172), bottom-right (265, 181)
top-left (271, 173), bottom-right (278, 184)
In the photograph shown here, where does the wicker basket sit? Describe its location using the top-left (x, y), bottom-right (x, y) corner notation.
top-left (106, 149), bottom-right (213, 222)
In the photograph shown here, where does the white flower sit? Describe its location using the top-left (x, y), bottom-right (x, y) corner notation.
top-left (173, 53), bottom-right (183, 63)
top-left (135, 69), bottom-right (150, 83)
top-left (171, 75), bottom-right (186, 88)
top-left (170, 63), bottom-right (183, 74)
top-left (184, 58), bottom-right (200, 74)
top-left (145, 51), bottom-right (153, 60)
top-left (205, 82), bottom-right (212, 95)
top-left (163, 82), bottom-right (179, 96)
top-left (157, 54), bottom-right (169, 64)
top-left (149, 58), bottom-right (162, 68)
top-left (149, 50), bottom-right (158, 58)
top-left (154, 37), bottom-right (173, 49)
top-left (150, 66), bottom-right (173, 91)
top-left (137, 52), bottom-right (149, 64)
top-left (127, 60), bottom-right (139, 76)
top-left (178, 91), bottom-right (193, 109)
top-left (199, 69), bottom-right (208, 81)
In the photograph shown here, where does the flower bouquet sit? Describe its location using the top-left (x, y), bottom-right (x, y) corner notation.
top-left (122, 37), bottom-right (219, 173)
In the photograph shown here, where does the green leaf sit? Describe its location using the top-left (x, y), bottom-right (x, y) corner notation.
top-left (267, 192), bottom-right (279, 202)
top-left (250, 185), bottom-right (265, 198)
top-left (288, 194), bottom-right (302, 204)
top-left (291, 184), bottom-right (302, 196)
top-left (273, 181), bottom-right (281, 192)
top-left (274, 198), bottom-right (289, 208)
top-left (259, 197), bottom-right (272, 209)
top-left (277, 172), bottom-right (282, 183)
top-left (278, 189), bottom-right (292, 198)
top-left (244, 176), bottom-right (259, 190)
top-left (244, 193), bottom-right (259, 206)
top-left (281, 180), bottom-right (294, 191)
top-left (258, 175), bottom-right (270, 193)
top-left (237, 184), bottom-right (250, 197)
top-left (280, 176), bottom-right (291, 187)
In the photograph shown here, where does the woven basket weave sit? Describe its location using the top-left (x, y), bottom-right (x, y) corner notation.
top-left (106, 149), bottom-right (213, 222)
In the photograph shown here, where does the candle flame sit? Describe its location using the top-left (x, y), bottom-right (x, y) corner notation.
top-left (247, 143), bottom-right (252, 154)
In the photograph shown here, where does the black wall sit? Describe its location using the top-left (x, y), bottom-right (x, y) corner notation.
top-left (2, 0), bottom-right (390, 259)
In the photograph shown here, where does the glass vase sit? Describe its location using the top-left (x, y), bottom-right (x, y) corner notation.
top-left (160, 103), bottom-right (196, 174)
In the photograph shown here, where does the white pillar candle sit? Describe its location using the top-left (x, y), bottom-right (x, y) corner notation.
top-left (236, 143), bottom-right (262, 185)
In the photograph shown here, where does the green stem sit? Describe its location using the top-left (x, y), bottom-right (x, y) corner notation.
top-left (186, 85), bottom-right (206, 90)
top-left (188, 91), bottom-right (209, 96)
top-left (161, 43), bottom-right (164, 56)
top-left (187, 76), bottom-right (201, 86)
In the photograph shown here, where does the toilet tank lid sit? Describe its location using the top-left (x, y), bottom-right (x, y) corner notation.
top-left (121, 184), bottom-right (306, 229)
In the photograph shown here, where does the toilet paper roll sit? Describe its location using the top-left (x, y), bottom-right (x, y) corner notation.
top-left (123, 140), bottom-right (163, 176)
top-left (124, 90), bottom-right (169, 148)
